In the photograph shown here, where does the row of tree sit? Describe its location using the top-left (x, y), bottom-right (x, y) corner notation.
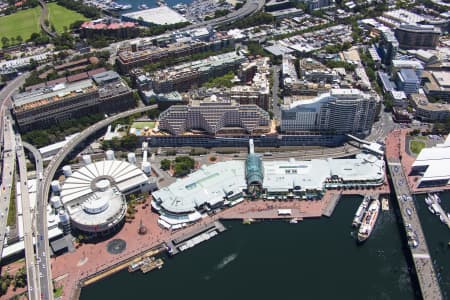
top-left (56, 0), bottom-right (101, 19)
top-left (22, 113), bottom-right (104, 148)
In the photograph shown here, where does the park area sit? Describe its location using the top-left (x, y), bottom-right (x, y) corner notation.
top-left (0, 4), bottom-right (88, 46)
top-left (130, 121), bottom-right (156, 130)
top-left (0, 7), bottom-right (40, 44)
top-left (47, 3), bottom-right (88, 33)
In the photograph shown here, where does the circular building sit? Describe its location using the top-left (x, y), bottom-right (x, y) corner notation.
top-left (59, 159), bottom-right (157, 236)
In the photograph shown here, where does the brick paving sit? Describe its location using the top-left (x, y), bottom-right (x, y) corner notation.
top-left (0, 260), bottom-right (28, 300)
top-left (386, 129), bottom-right (450, 193)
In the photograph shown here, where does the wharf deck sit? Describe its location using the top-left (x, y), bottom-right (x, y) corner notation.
top-left (322, 193), bottom-right (342, 217)
top-left (387, 159), bottom-right (443, 300)
top-left (82, 243), bottom-right (166, 286)
top-left (169, 221), bottom-right (226, 255)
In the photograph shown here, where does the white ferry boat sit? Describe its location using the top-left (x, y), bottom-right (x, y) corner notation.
top-left (352, 196), bottom-right (371, 227)
top-left (357, 199), bottom-right (380, 243)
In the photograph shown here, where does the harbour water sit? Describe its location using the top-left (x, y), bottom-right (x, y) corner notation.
top-left (415, 192), bottom-right (450, 299)
top-left (80, 194), bottom-right (445, 300)
top-left (113, 0), bottom-right (192, 14)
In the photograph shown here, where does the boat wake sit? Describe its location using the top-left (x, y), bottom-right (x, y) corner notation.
top-left (216, 253), bottom-right (238, 270)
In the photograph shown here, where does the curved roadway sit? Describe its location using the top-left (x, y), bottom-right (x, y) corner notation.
top-left (23, 142), bottom-right (48, 300)
top-left (38, 0), bottom-right (57, 38)
top-left (184, 0), bottom-right (264, 30)
top-left (38, 105), bottom-right (157, 297)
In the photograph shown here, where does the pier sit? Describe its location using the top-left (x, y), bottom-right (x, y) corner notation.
top-left (387, 160), bottom-right (443, 300)
top-left (167, 221), bottom-right (227, 255)
top-left (322, 193), bottom-right (342, 217)
top-left (81, 243), bottom-right (166, 286)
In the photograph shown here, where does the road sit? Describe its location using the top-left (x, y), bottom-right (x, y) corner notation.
top-left (34, 104), bottom-right (157, 300)
top-left (367, 105), bottom-right (397, 143)
top-left (15, 134), bottom-right (40, 300)
top-left (0, 72), bottom-right (28, 147)
top-left (387, 159), bottom-right (442, 300)
top-left (271, 65), bottom-right (281, 122)
top-left (23, 141), bottom-right (51, 300)
top-left (0, 116), bottom-right (16, 261)
top-left (184, 0), bottom-right (264, 29)
top-left (38, 0), bottom-right (56, 38)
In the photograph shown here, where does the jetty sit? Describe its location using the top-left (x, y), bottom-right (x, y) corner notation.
top-left (381, 197), bottom-right (389, 211)
top-left (82, 243), bottom-right (167, 286)
top-left (387, 160), bottom-right (443, 300)
top-left (167, 221), bottom-right (226, 255)
top-left (322, 193), bottom-right (342, 217)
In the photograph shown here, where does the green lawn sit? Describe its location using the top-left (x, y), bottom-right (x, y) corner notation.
top-left (47, 3), bottom-right (88, 33)
top-left (0, 7), bottom-right (41, 45)
top-left (131, 121), bottom-right (156, 129)
top-left (410, 140), bottom-right (426, 155)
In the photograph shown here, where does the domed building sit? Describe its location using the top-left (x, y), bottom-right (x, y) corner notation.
top-left (58, 158), bottom-right (157, 236)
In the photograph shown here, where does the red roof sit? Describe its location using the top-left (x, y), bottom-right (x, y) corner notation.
top-left (81, 20), bottom-right (136, 30)
top-left (67, 72), bottom-right (89, 82)
top-left (87, 67), bottom-right (107, 77)
top-left (46, 77), bottom-right (67, 86)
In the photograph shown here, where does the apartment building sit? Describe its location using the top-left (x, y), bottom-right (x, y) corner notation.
top-left (281, 89), bottom-right (378, 137)
top-left (158, 101), bottom-right (270, 136)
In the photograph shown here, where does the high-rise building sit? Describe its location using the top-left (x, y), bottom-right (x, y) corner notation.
top-left (158, 101), bottom-right (270, 136)
top-left (395, 24), bottom-right (441, 50)
top-left (396, 68), bottom-right (420, 95)
top-left (281, 89), bottom-right (379, 136)
top-left (378, 27), bottom-right (399, 65)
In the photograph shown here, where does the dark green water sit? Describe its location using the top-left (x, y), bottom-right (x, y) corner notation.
top-left (80, 195), bottom-right (425, 300)
top-left (415, 192), bottom-right (450, 299)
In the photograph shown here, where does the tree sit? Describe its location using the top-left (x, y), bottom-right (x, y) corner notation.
top-left (160, 159), bottom-right (171, 171)
top-left (16, 35), bottom-right (23, 44)
top-left (70, 20), bottom-right (85, 30)
top-left (1, 37), bottom-right (9, 48)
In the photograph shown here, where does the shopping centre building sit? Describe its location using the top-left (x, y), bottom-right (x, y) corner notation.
top-left (152, 141), bottom-right (385, 229)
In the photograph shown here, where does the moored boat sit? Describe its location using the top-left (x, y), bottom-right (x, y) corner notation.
top-left (352, 195), bottom-right (370, 227)
top-left (357, 199), bottom-right (380, 243)
top-left (428, 205), bottom-right (435, 214)
top-left (425, 195), bottom-right (433, 205)
top-left (358, 199), bottom-right (380, 242)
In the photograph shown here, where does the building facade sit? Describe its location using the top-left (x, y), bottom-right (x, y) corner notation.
top-left (396, 68), bottom-right (420, 95)
top-left (395, 24), bottom-right (441, 50)
top-left (148, 52), bottom-right (246, 93)
top-left (117, 36), bottom-right (234, 73)
top-left (12, 72), bottom-right (134, 131)
top-left (281, 89), bottom-right (378, 137)
top-left (158, 101), bottom-right (270, 135)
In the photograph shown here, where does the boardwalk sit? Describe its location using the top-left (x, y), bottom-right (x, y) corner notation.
top-left (386, 130), bottom-right (443, 300)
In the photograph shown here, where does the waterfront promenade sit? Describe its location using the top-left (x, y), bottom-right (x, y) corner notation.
top-left (386, 129), bottom-right (443, 300)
